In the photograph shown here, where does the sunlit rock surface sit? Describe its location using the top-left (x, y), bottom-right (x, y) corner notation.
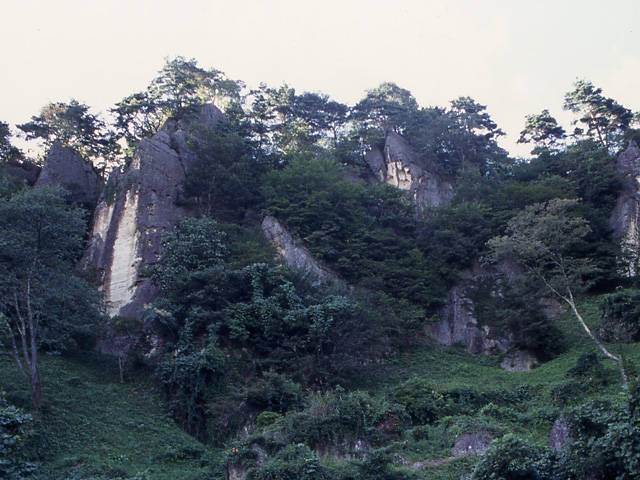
top-left (84, 104), bottom-right (224, 317)
top-left (610, 140), bottom-right (640, 275)
top-left (261, 215), bottom-right (340, 286)
top-left (365, 131), bottom-right (453, 211)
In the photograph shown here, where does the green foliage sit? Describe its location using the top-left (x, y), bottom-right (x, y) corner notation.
top-left (0, 392), bottom-right (36, 479)
top-left (0, 121), bottom-right (23, 164)
top-left (564, 79), bottom-right (634, 152)
top-left (285, 388), bottom-right (409, 448)
top-left (471, 433), bottom-right (557, 480)
top-left (156, 343), bottom-right (226, 441)
top-left (0, 186), bottom-right (102, 408)
top-left (518, 109), bottom-right (566, 154)
top-left (246, 371), bottom-right (304, 413)
top-left (246, 443), bottom-right (327, 480)
top-left (181, 121), bottom-right (265, 218)
top-left (17, 99), bottom-right (118, 166)
top-left (600, 289), bottom-right (640, 343)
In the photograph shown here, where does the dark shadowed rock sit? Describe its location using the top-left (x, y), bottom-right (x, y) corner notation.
top-left (426, 267), bottom-right (512, 356)
top-left (365, 131), bottom-right (453, 212)
top-left (36, 141), bottom-right (101, 205)
top-left (84, 104), bottom-right (224, 318)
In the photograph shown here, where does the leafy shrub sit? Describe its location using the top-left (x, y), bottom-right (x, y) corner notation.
top-left (471, 434), bottom-right (559, 480)
top-left (0, 392), bottom-right (37, 479)
top-left (600, 289), bottom-right (640, 343)
top-left (391, 377), bottom-right (446, 425)
top-left (246, 371), bottom-right (304, 413)
top-left (245, 443), bottom-right (327, 480)
top-left (285, 389), bottom-right (409, 448)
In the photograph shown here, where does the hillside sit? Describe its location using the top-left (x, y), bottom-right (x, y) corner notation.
top-left (2, 58), bottom-right (640, 479)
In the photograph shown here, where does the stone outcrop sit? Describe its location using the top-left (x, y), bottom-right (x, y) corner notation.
top-left (261, 215), bottom-right (340, 286)
top-left (365, 132), bottom-right (453, 211)
top-left (427, 280), bottom-right (511, 356)
top-left (610, 140), bottom-right (640, 275)
top-left (426, 263), bottom-right (514, 356)
top-left (36, 141), bottom-right (101, 205)
top-left (84, 104), bottom-right (224, 317)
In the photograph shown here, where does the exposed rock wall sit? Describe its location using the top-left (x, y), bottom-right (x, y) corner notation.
top-left (610, 141), bottom-right (640, 275)
top-left (261, 215), bottom-right (340, 286)
top-left (426, 277), bottom-right (511, 356)
top-left (36, 141), bottom-right (101, 205)
top-left (365, 132), bottom-right (453, 211)
top-left (84, 105), bottom-right (224, 317)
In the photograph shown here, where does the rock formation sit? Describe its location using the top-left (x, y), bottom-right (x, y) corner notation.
top-left (261, 215), bottom-right (340, 286)
top-left (365, 131), bottom-right (453, 211)
top-left (426, 269), bottom-right (511, 356)
top-left (36, 141), bottom-right (101, 205)
top-left (610, 140), bottom-right (640, 275)
top-left (84, 104), bottom-right (224, 317)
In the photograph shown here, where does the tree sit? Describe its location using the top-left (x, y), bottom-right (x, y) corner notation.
top-left (445, 96), bottom-right (508, 176)
top-left (487, 198), bottom-right (626, 383)
top-left (0, 122), bottom-right (22, 164)
top-left (112, 57), bottom-right (243, 149)
top-left (17, 99), bottom-right (118, 169)
top-left (518, 109), bottom-right (566, 153)
top-left (0, 186), bottom-right (101, 409)
top-left (350, 82), bottom-right (419, 145)
top-left (563, 79), bottom-right (634, 152)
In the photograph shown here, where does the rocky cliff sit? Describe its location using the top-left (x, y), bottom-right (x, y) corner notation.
top-left (610, 140), bottom-right (640, 275)
top-left (84, 105), bottom-right (224, 317)
top-left (365, 132), bottom-right (453, 211)
top-left (36, 141), bottom-right (101, 205)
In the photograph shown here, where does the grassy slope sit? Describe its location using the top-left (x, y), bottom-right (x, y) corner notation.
top-left (2, 297), bottom-right (639, 479)
top-left (1, 353), bottom-right (223, 480)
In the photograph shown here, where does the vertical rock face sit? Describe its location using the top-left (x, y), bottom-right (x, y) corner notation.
top-left (36, 141), bottom-right (101, 205)
top-left (365, 132), bottom-right (454, 211)
top-left (84, 105), bottom-right (224, 317)
top-left (610, 141), bottom-right (640, 275)
top-left (426, 276), bottom-right (511, 356)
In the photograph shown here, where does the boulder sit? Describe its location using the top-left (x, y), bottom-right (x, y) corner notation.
top-left (36, 141), bottom-right (101, 205)
top-left (84, 104), bottom-right (224, 317)
top-left (365, 131), bottom-right (453, 211)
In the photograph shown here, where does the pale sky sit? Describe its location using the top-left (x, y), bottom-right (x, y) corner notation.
top-left (2, 0), bottom-right (639, 157)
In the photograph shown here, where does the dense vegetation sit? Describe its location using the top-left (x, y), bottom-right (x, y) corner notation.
top-left (1, 57), bottom-right (640, 479)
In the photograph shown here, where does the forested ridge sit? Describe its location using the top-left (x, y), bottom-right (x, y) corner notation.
top-left (2, 57), bottom-right (640, 479)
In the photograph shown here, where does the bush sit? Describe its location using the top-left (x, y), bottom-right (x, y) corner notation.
top-left (0, 392), bottom-right (37, 479)
top-left (600, 289), bottom-right (640, 343)
top-left (285, 389), bottom-right (409, 448)
top-left (471, 434), bottom-right (558, 480)
top-left (245, 444), bottom-right (327, 480)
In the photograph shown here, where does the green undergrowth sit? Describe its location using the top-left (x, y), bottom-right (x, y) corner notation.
top-left (2, 296), bottom-right (640, 479)
top-left (0, 352), bottom-right (223, 479)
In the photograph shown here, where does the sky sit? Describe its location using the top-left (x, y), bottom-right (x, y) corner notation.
top-left (2, 0), bottom-right (639, 158)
